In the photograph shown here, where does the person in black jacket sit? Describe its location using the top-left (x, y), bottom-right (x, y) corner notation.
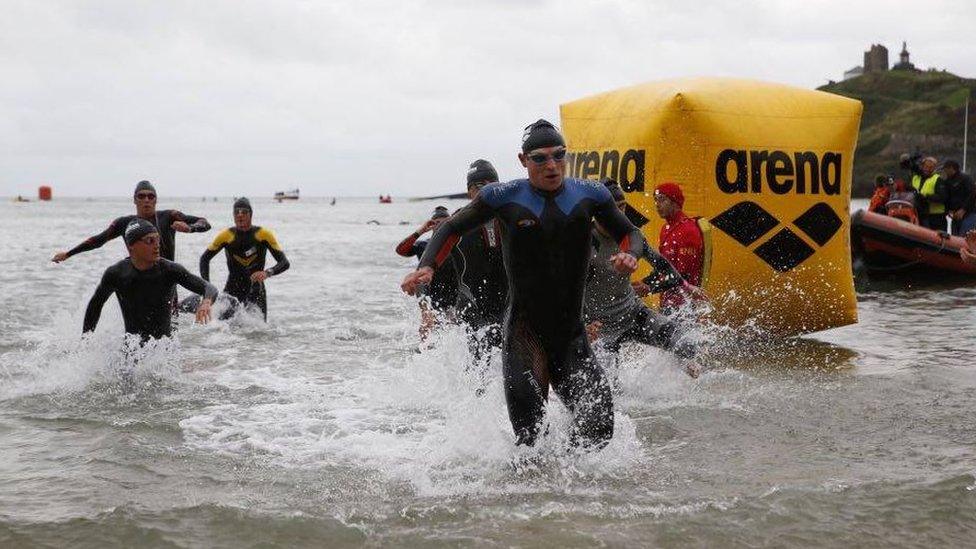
top-left (942, 160), bottom-right (976, 235)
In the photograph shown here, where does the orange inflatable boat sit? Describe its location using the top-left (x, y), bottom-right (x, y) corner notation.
top-left (850, 209), bottom-right (976, 275)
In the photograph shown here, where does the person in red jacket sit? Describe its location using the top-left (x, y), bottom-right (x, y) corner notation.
top-left (654, 182), bottom-right (703, 313)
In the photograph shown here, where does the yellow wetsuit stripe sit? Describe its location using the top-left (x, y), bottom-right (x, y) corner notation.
top-left (207, 228), bottom-right (235, 251)
top-left (255, 227), bottom-right (282, 252)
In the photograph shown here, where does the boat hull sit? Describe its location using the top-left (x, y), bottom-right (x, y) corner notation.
top-left (851, 209), bottom-right (976, 276)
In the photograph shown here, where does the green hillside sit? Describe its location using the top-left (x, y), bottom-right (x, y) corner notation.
top-left (818, 70), bottom-right (975, 197)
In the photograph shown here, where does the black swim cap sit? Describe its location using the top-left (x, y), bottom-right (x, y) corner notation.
top-left (134, 180), bottom-right (156, 197)
top-left (466, 159), bottom-right (499, 188)
top-left (603, 178), bottom-right (625, 201)
top-left (431, 206), bottom-right (450, 220)
top-left (123, 218), bottom-right (158, 246)
top-left (521, 119), bottom-right (565, 153)
top-left (233, 197), bottom-right (252, 213)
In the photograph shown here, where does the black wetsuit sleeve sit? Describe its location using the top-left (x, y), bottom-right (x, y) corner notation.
top-left (172, 210), bottom-right (212, 233)
top-left (592, 197), bottom-right (645, 258)
top-left (640, 241), bottom-right (685, 293)
top-left (169, 262), bottom-right (219, 302)
top-left (83, 269), bottom-right (117, 333)
top-left (66, 217), bottom-right (127, 258)
top-left (199, 248), bottom-right (219, 281)
top-left (417, 197), bottom-right (494, 270)
top-left (266, 248), bottom-right (290, 276)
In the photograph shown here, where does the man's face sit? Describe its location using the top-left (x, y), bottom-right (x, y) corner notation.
top-left (129, 232), bottom-right (160, 263)
top-left (134, 190), bottom-right (157, 216)
top-left (519, 146), bottom-right (566, 191)
top-left (944, 166), bottom-right (958, 178)
top-left (234, 208), bottom-right (252, 230)
top-left (922, 160), bottom-right (937, 176)
top-left (654, 192), bottom-right (676, 219)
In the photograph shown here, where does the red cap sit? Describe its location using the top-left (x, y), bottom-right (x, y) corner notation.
top-left (655, 182), bottom-right (684, 208)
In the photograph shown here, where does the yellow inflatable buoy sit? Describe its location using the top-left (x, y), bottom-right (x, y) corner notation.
top-left (560, 78), bottom-right (862, 337)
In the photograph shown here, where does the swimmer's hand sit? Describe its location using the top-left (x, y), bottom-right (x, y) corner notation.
top-left (418, 218), bottom-right (443, 235)
top-left (585, 321), bottom-right (602, 343)
top-left (195, 298), bottom-right (212, 324)
top-left (962, 246), bottom-right (976, 265)
top-left (171, 221), bottom-right (192, 233)
top-left (682, 281), bottom-right (708, 302)
top-left (962, 231), bottom-right (976, 265)
top-left (52, 251), bottom-right (69, 263)
top-left (250, 270), bottom-right (269, 283)
top-left (610, 252), bottom-right (638, 275)
top-left (631, 280), bottom-right (651, 297)
top-left (401, 267), bottom-right (433, 295)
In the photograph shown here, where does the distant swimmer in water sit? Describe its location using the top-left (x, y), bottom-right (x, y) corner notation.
top-left (395, 206), bottom-right (457, 340)
top-left (584, 179), bottom-right (697, 363)
top-left (401, 120), bottom-right (645, 451)
top-left (83, 219), bottom-right (218, 341)
top-left (198, 198), bottom-right (290, 321)
top-left (52, 180), bottom-right (211, 264)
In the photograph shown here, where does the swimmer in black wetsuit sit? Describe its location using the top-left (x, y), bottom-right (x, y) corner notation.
top-left (83, 219), bottom-right (218, 341)
top-left (395, 206), bottom-right (457, 339)
top-left (444, 159), bottom-right (508, 374)
top-left (584, 179), bottom-right (696, 359)
top-left (53, 180), bottom-right (211, 263)
top-left (401, 120), bottom-right (645, 450)
top-left (198, 198), bottom-right (290, 320)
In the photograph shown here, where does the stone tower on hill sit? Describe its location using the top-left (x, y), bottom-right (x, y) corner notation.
top-left (864, 44), bottom-right (889, 73)
top-left (892, 41), bottom-right (917, 71)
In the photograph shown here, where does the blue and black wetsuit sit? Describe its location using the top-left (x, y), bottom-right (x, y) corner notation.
top-left (419, 178), bottom-right (646, 449)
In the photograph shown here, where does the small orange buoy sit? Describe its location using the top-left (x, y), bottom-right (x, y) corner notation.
top-left (38, 185), bottom-right (52, 201)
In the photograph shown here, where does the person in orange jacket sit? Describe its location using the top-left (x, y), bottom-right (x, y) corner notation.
top-left (653, 183), bottom-right (704, 314)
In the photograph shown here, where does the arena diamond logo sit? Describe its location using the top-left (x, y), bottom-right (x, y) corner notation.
top-left (710, 201), bottom-right (842, 272)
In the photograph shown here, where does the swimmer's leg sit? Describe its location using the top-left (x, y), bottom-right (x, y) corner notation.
top-left (503, 318), bottom-right (549, 446)
top-left (550, 331), bottom-right (614, 451)
top-left (628, 305), bottom-right (695, 359)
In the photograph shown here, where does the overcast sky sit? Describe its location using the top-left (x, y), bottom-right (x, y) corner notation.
top-left (2, 0), bottom-right (974, 197)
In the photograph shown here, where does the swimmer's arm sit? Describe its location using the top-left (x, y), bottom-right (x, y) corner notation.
top-left (82, 271), bottom-right (117, 333)
top-left (199, 248), bottom-right (218, 281)
top-left (594, 197), bottom-right (645, 258)
top-left (640, 241), bottom-right (684, 293)
top-left (395, 232), bottom-right (421, 257)
top-left (266, 248), bottom-right (290, 277)
top-left (171, 210), bottom-right (212, 233)
top-left (65, 217), bottom-right (126, 258)
top-left (417, 197), bottom-right (494, 270)
top-left (169, 262), bottom-right (219, 302)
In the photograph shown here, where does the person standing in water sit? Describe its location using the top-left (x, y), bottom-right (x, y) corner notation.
top-left (84, 219), bottom-right (217, 341)
top-left (395, 206), bottom-right (457, 340)
top-left (198, 198), bottom-right (290, 320)
top-left (652, 183), bottom-right (704, 315)
top-left (53, 180), bottom-right (211, 264)
top-left (446, 159), bottom-right (508, 373)
top-left (584, 179), bottom-right (695, 360)
top-left (401, 120), bottom-right (644, 451)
